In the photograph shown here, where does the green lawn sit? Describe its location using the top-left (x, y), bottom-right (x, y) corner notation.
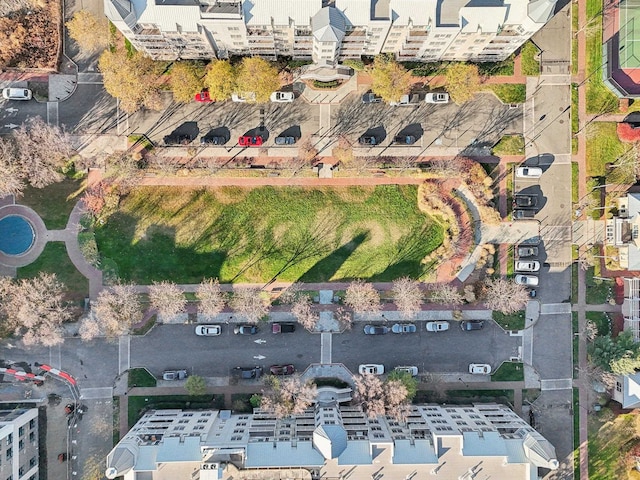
top-left (572, 162), bottom-right (579, 204)
top-left (573, 388), bottom-right (580, 480)
top-left (586, 311), bottom-right (611, 336)
top-left (585, 267), bottom-right (612, 304)
top-left (572, 3), bottom-right (578, 75)
top-left (128, 368), bottom-right (157, 388)
top-left (95, 186), bottom-right (444, 284)
top-left (571, 84), bottom-right (579, 154)
top-left (520, 41), bottom-right (540, 76)
top-left (491, 362), bottom-right (524, 381)
top-left (572, 312), bottom-right (579, 379)
top-left (489, 84), bottom-right (526, 104)
top-left (492, 310), bottom-right (526, 331)
top-left (586, 123), bottom-right (631, 177)
top-left (19, 179), bottom-right (83, 230)
top-left (17, 242), bottom-right (88, 306)
top-left (128, 395), bottom-right (225, 427)
top-left (492, 135), bottom-right (525, 155)
top-left (589, 411), bottom-right (640, 479)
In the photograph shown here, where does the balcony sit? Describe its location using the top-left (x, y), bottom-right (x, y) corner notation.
top-left (345, 29), bottom-right (367, 38)
top-left (248, 29), bottom-right (272, 37)
top-left (408, 30), bottom-right (429, 37)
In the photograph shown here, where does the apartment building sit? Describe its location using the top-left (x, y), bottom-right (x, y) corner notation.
top-left (105, 402), bottom-right (558, 480)
top-left (0, 409), bottom-right (39, 480)
top-left (105, 0), bottom-right (557, 63)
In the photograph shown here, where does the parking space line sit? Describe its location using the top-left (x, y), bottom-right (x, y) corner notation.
top-left (79, 387), bottom-right (114, 399)
top-left (540, 304), bottom-right (572, 314)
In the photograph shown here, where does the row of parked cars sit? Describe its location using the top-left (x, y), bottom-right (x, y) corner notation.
top-left (361, 92), bottom-right (449, 105)
top-left (358, 363), bottom-right (491, 376)
top-left (513, 166), bottom-right (543, 220)
top-left (194, 90), bottom-right (295, 104)
top-left (363, 320), bottom-right (484, 334)
top-left (194, 322), bottom-right (296, 336)
top-left (514, 245), bottom-right (540, 292)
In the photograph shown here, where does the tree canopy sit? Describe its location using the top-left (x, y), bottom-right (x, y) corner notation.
top-left (443, 63), bottom-right (481, 105)
top-left (66, 10), bottom-right (110, 52)
top-left (204, 60), bottom-right (237, 101)
top-left (370, 54), bottom-right (412, 103)
top-left (169, 61), bottom-right (205, 103)
top-left (235, 57), bottom-right (280, 103)
top-left (591, 332), bottom-right (640, 374)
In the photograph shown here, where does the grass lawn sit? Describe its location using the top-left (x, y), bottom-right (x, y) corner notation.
top-left (506, 163), bottom-right (515, 216)
top-left (572, 162), bottom-right (579, 204)
top-left (492, 310), bottom-right (525, 331)
top-left (572, 312), bottom-right (579, 379)
top-left (489, 84), bottom-right (526, 104)
top-left (19, 178), bottom-right (83, 230)
top-left (17, 242), bottom-right (88, 306)
top-left (571, 85), bottom-right (579, 154)
top-left (492, 135), bottom-right (525, 155)
top-left (573, 388), bottom-right (580, 480)
top-left (507, 245), bottom-right (514, 276)
top-left (520, 41), bottom-right (540, 76)
top-left (572, 4), bottom-right (578, 76)
top-left (585, 267), bottom-right (612, 304)
top-left (589, 410), bottom-right (640, 479)
top-left (586, 123), bottom-right (631, 177)
top-left (95, 186), bottom-right (444, 284)
top-left (128, 368), bottom-right (157, 388)
top-left (128, 394), bottom-right (225, 427)
top-left (491, 362), bottom-right (524, 381)
top-left (586, 311), bottom-right (612, 336)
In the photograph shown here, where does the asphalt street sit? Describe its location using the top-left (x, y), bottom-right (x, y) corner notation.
top-left (0, 96), bottom-right (47, 133)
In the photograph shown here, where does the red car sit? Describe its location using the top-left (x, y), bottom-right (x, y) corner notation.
top-left (194, 90), bottom-right (214, 103)
top-left (269, 364), bottom-right (295, 375)
top-left (239, 135), bottom-right (263, 147)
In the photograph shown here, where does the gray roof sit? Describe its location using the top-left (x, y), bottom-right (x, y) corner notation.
top-left (462, 431), bottom-right (508, 457)
top-left (527, 0), bottom-right (556, 24)
top-left (105, 0), bottom-right (138, 29)
top-left (392, 439), bottom-right (438, 464)
top-left (312, 7), bottom-right (346, 42)
top-left (314, 424), bottom-right (348, 459)
top-left (522, 430), bottom-right (559, 469)
top-left (105, 441), bottom-right (137, 478)
top-left (438, 0), bottom-right (467, 26)
top-left (156, 436), bottom-right (202, 463)
top-left (337, 439), bottom-right (372, 465)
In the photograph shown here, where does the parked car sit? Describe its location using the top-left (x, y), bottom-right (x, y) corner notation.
top-left (514, 194), bottom-right (538, 208)
top-left (195, 325), bottom-right (221, 336)
top-left (513, 209), bottom-right (536, 220)
top-left (238, 136), bottom-right (263, 147)
top-left (517, 246), bottom-right (539, 257)
top-left (231, 92), bottom-right (256, 102)
top-left (358, 364), bottom-right (384, 375)
top-left (515, 274), bottom-right (539, 286)
top-left (425, 92), bottom-right (449, 104)
top-left (358, 135), bottom-right (378, 145)
top-left (233, 366), bottom-right (263, 379)
top-left (469, 363), bottom-right (492, 375)
top-left (164, 134), bottom-right (193, 145)
top-left (390, 94), bottom-right (420, 106)
top-left (515, 260), bottom-right (541, 272)
top-left (529, 289), bottom-right (538, 298)
top-left (516, 166), bottom-right (543, 178)
top-left (362, 92), bottom-right (382, 104)
top-left (270, 91), bottom-right (295, 102)
top-left (2, 88), bottom-right (32, 100)
top-left (269, 364), bottom-right (295, 375)
top-left (363, 325), bottom-right (390, 335)
top-left (460, 320), bottom-right (484, 331)
top-left (162, 370), bottom-right (188, 381)
top-left (194, 90), bottom-right (214, 102)
top-left (391, 323), bottom-right (417, 334)
top-left (234, 324), bottom-right (258, 335)
top-left (201, 136), bottom-right (226, 145)
top-left (394, 366), bottom-right (418, 377)
top-left (426, 321), bottom-right (450, 332)
top-left (272, 323), bottom-right (296, 334)
top-left (393, 135), bottom-right (417, 145)
top-left (275, 136), bottom-right (296, 145)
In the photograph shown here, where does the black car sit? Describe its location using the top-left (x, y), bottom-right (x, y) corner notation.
top-left (272, 322), bottom-right (296, 333)
top-left (201, 136), bottom-right (226, 145)
top-left (514, 194), bottom-right (538, 208)
top-left (233, 366), bottom-right (263, 379)
top-left (275, 136), bottom-right (296, 145)
top-left (362, 92), bottom-right (382, 104)
top-left (513, 209), bottom-right (536, 220)
top-left (517, 246), bottom-right (539, 257)
top-left (358, 135), bottom-right (378, 145)
top-left (234, 324), bottom-right (258, 335)
top-left (164, 134), bottom-right (193, 145)
top-left (393, 135), bottom-right (417, 145)
top-left (363, 325), bottom-right (390, 335)
top-left (460, 320), bottom-right (485, 331)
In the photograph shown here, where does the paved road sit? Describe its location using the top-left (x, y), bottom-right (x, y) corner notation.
top-left (0, 96), bottom-right (47, 133)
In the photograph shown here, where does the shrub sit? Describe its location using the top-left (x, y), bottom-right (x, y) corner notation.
top-left (343, 59), bottom-right (365, 71)
top-left (313, 80), bottom-right (339, 88)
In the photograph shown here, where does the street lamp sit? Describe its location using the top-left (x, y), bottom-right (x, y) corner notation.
top-left (458, 377), bottom-right (469, 388)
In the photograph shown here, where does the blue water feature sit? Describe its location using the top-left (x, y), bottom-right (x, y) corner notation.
top-left (0, 215), bottom-right (35, 255)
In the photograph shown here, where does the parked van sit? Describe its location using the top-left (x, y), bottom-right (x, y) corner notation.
top-left (2, 88), bottom-right (32, 100)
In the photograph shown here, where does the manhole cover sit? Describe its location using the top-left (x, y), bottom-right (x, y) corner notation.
top-left (560, 203), bottom-right (564, 208)
top-left (559, 120), bottom-right (564, 124)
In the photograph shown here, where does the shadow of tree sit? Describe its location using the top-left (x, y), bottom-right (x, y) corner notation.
top-left (296, 233), bottom-right (368, 283)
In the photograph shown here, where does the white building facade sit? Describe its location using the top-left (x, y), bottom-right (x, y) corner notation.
top-left (105, 0), bottom-right (557, 63)
top-left (0, 409), bottom-right (39, 480)
top-left (105, 403), bottom-right (558, 480)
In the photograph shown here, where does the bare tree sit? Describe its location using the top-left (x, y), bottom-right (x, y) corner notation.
top-left (1, 273), bottom-right (72, 347)
top-left (196, 278), bottom-right (227, 319)
top-left (354, 374), bottom-right (410, 419)
top-left (335, 306), bottom-right (353, 330)
top-left (482, 278), bottom-right (529, 314)
top-left (392, 277), bottom-right (423, 318)
top-left (297, 136), bottom-right (318, 164)
top-left (291, 295), bottom-right (318, 330)
top-left (384, 379), bottom-right (410, 417)
top-left (428, 283), bottom-right (464, 307)
top-left (93, 284), bottom-right (142, 338)
top-left (260, 376), bottom-right (317, 418)
top-left (0, 138), bottom-right (23, 196)
top-left (79, 316), bottom-right (101, 341)
top-left (148, 281), bottom-right (187, 319)
top-left (230, 287), bottom-right (270, 323)
top-left (278, 282), bottom-right (303, 305)
top-left (345, 280), bottom-right (381, 316)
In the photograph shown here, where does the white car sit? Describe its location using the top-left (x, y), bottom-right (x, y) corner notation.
top-left (516, 166), bottom-right (543, 178)
top-left (426, 321), bottom-right (450, 332)
top-left (2, 88), bottom-right (32, 100)
top-left (195, 324), bottom-right (222, 336)
top-left (231, 92), bottom-right (256, 102)
top-left (359, 364), bottom-right (384, 375)
top-left (469, 363), bottom-right (492, 375)
top-left (425, 92), bottom-right (449, 104)
top-left (515, 274), bottom-right (539, 286)
top-left (394, 366), bottom-right (418, 377)
top-left (270, 91), bottom-right (295, 102)
top-left (515, 260), bottom-right (541, 272)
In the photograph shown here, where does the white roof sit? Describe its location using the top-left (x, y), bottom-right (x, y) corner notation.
top-left (460, 5), bottom-right (507, 33)
top-left (336, 439), bottom-right (372, 465)
top-left (156, 436), bottom-right (202, 462)
top-left (462, 431), bottom-right (508, 457)
top-left (623, 373), bottom-right (640, 408)
top-left (392, 439), bottom-right (438, 464)
top-left (133, 0), bottom-right (202, 32)
top-left (389, 0), bottom-right (434, 26)
top-left (243, 0), bottom-right (321, 26)
top-left (335, 0), bottom-right (372, 26)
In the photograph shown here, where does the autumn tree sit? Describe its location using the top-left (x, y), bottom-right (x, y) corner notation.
top-left (230, 287), bottom-right (270, 323)
top-left (291, 295), bottom-right (318, 330)
top-left (392, 277), bottom-right (423, 318)
top-left (235, 57), bottom-right (280, 103)
top-left (0, 273), bottom-right (72, 347)
top-left (93, 284), bottom-right (142, 339)
top-left (169, 61), bottom-right (205, 103)
top-left (196, 278), bottom-right (227, 318)
top-left (260, 376), bottom-right (317, 418)
top-left (482, 278), bottom-right (529, 314)
top-left (99, 48), bottom-right (163, 113)
top-left (370, 54), bottom-right (412, 103)
top-left (332, 136), bottom-right (355, 169)
top-left (354, 374), bottom-right (409, 419)
top-left (428, 283), bottom-right (464, 307)
top-left (185, 375), bottom-right (207, 396)
top-left (443, 63), bottom-right (481, 105)
top-left (297, 137), bottom-right (318, 164)
top-left (66, 10), bottom-right (110, 52)
top-left (148, 281), bottom-right (187, 319)
top-left (345, 280), bottom-right (380, 316)
top-left (0, 17), bottom-right (27, 68)
top-left (204, 60), bottom-right (237, 101)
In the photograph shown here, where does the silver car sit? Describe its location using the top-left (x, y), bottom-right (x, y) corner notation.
top-left (515, 260), bottom-right (541, 272)
top-left (162, 369), bottom-right (188, 381)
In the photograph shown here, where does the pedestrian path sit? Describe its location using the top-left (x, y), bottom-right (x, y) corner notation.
top-left (540, 378), bottom-right (573, 391)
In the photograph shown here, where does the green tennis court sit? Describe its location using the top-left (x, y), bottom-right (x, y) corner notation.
top-left (621, 0), bottom-right (640, 68)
